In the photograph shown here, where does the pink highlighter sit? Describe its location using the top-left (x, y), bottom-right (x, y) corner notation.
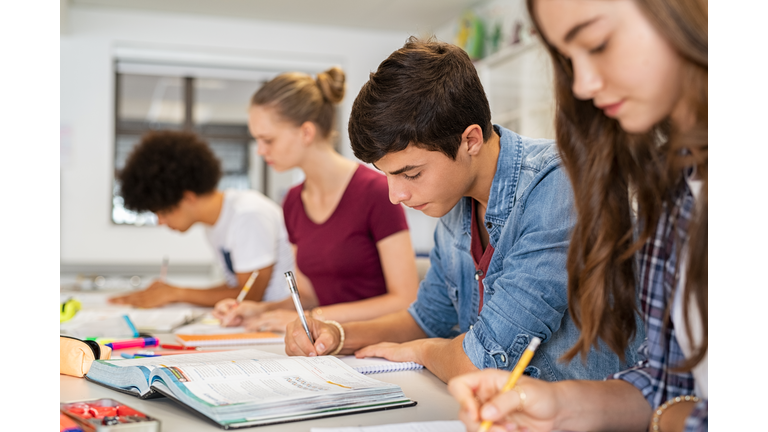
top-left (105, 337), bottom-right (158, 350)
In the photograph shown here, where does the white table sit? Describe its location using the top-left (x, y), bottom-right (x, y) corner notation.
top-left (60, 340), bottom-right (461, 431)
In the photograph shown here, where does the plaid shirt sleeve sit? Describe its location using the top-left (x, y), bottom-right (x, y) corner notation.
top-left (608, 181), bottom-right (707, 430)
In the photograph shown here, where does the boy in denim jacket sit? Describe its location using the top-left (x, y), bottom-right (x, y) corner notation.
top-left (282, 38), bottom-right (642, 383)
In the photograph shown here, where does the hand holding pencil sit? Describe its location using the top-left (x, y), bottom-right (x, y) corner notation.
top-left (448, 337), bottom-right (560, 432)
top-left (212, 271), bottom-right (263, 326)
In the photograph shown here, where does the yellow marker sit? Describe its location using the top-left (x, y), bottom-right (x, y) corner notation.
top-left (60, 298), bottom-right (81, 323)
top-left (326, 381), bottom-right (352, 389)
top-left (236, 271), bottom-right (259, 303)
top-left (478, 337), bottom-right (541, 432)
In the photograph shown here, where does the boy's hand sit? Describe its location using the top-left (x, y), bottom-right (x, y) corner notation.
top-left (353, 340), bottom-right (426, 364)
top-left (215, 300), bottom-right (269, 327)
top-left (243, 310), bottom-right (298, 333)
top-left (108, 280), bottom-right (180, 308)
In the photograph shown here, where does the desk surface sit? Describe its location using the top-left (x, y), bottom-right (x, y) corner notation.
top-left (60, 340), bottom-right (461, 432)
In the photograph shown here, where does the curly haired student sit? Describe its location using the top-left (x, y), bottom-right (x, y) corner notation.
top-left (110, 130), bottom-right (293, 308)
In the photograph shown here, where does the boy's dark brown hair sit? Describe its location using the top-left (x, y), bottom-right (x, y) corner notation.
top-left (349, 36), bottom-right (493, 164)
top-left (118, 130), bottom-right (221, 212)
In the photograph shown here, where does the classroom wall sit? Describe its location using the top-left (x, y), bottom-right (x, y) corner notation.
top-left (60, 6), bottom-right (434, 269)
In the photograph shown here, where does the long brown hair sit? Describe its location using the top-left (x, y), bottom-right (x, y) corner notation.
top-left (251, 66), bottom-right (346, 140)
top-left (526, 0), bottom-right (707, 370)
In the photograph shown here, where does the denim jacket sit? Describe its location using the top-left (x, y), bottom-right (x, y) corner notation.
top-left (409, 125), bottom-right (643, 381)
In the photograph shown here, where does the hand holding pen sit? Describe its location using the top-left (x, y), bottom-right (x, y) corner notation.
top-left (284, 315), bottom-right (343, 357)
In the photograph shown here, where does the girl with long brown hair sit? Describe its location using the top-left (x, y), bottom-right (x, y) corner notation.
top-left (448, 0), bottom-right (707, 431)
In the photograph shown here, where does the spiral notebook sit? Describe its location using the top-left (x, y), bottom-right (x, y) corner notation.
top-left (339, 356), bottom-right (424, 374)
top-left (175, 332), bottom-right (284, 347)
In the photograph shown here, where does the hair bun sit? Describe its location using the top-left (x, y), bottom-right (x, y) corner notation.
top-left (316, 66), bottom-right (346, 104)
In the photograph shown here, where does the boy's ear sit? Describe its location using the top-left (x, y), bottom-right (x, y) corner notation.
top-left (180, 191), bottom-right (198, 206)
top-left (299, 121), bottom-right (317, 146)
top-left (462, 124), bottom-right (485, 157)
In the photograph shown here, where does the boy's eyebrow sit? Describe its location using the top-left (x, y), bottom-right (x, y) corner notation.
top-left (386, 164), bottom-right (423, 176)
top-left (563, 17), bottom-right (600, 43)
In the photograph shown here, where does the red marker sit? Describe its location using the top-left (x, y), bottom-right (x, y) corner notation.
top-left (159, 343), bottom-right (198, 350)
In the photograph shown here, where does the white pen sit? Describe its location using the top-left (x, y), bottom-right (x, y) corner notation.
top-left (284, 271), bottom-right (314, 344)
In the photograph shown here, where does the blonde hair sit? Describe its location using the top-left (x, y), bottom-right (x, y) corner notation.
top-left (250, 66), bottom-right (346, 139)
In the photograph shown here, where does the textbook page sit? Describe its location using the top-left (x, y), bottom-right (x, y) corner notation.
top-left (310, 421), bottom-right (465, 432)
top-left (156, 355), bottom-right (401, 407)
top-left (102, 348), bottom-right (283, 368)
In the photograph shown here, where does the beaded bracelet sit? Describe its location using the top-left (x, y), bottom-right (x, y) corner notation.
top-left (324, 320), bottom-right (345, 356)
top-left (651, 395), bottom-right (701, 431)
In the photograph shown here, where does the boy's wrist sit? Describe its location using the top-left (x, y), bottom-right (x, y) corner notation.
top-left (172, 286), bottom-right (188, 302)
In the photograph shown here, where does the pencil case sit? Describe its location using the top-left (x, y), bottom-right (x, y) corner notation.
top-left (61, 335), bottom-right (112, 377)
top-left (61, 398), bottom-right (160, 431)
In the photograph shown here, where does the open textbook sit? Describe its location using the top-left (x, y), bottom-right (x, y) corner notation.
top-left (85, 349), bottom-right (416, 429)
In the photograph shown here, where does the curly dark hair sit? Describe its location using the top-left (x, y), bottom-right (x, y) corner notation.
top-left (118, 130), bottom-right (222, 212)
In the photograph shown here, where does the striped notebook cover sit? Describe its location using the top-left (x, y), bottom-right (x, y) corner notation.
top-left (175, 332), bottom-right (284, 347)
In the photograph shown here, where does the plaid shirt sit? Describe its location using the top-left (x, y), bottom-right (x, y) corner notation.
top-left (610, 179), bottom-right (708, 431)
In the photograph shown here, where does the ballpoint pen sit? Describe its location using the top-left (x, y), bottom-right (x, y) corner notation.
top-left (284, 271), bottom-right (314, 345)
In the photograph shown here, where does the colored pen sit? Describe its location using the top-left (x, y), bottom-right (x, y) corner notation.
top-left (106, 337), bottom-right (159, 350)
top-left (236, 271), bottom-right (259, 303)
top-left (477, 337), bottom-right (541, 432)
top-left (159, 344), bottom-right (198, 350)
top-left (137, 349), bottom-right (226, 355)
top-left (284, 271), bottom-right (314, 344)
top-left (121, 353), bottom-right (160, 359)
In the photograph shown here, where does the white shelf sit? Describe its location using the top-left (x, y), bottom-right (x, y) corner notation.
top-left (474, 41), bottom-right (538, 69)
top-left (475, 38), bottom-right (555, 140)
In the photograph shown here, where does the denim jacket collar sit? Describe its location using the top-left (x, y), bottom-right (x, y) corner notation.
top-left (460, 125), bottom-right (524, 247)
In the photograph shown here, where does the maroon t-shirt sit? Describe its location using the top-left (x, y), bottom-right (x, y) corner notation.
top-left (282, 164), bottom-right (409, 306)
top-left (471, 199), bottom-right (495, 315)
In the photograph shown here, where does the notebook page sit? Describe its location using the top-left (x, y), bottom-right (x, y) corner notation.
top-left (339, 356), bottom-right (424, 374)
top-left (310, 420), bottom-right (465, 432)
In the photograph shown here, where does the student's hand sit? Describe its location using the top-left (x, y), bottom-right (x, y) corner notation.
top-left (215, 300), bottom-right (268, 327)
top-left (284, 317), bottom-right (341, 357)
top-left (353, 340), bottom-right (426, 364)
top-left (243, 310), bottom-right (298, 333)
top-left (108, 281), bottom-right (181, 308)
top-left (448, 372), bottom-right (559, 432)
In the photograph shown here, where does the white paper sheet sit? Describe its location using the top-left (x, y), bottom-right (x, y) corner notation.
top-left (310, 421), bottom-right (466, 432)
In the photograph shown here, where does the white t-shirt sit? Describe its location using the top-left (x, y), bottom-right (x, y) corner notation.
top-left (205, 189), bottom-right (293, 302)
top-left (672, 175), bottom-right (707, 398)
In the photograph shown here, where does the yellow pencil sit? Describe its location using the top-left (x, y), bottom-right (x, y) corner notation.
top-left (478, 337), bottom-right (542, 432)
top-left (235, 271), bottom-right (259, 303)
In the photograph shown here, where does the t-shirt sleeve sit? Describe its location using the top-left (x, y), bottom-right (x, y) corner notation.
top-left (365, 174), bottom-right (409, 242)
top-left (227, 210), bottom-right (279, 273)
top-left (282, 187), bottom-right (299, 245)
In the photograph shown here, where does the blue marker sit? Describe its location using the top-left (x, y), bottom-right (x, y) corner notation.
top-left (121, 353), bottom-right (160, 359)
